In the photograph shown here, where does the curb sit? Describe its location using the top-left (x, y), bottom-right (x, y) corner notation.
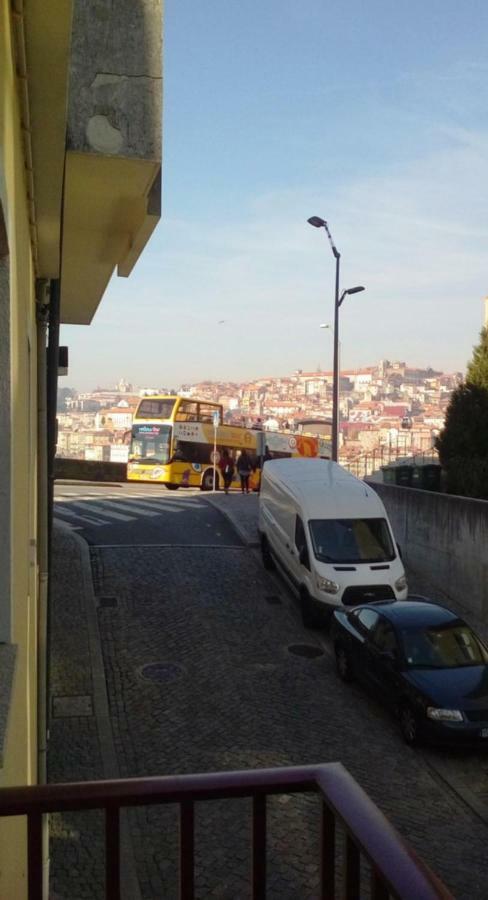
top-left (51, 523), bottom-right (142, 900)
top-left (202, 494), bottom-right (260, 547)
top-left (55, 479), bottom-right (124, 487)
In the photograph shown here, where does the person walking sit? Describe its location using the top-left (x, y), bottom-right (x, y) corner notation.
top-left (237, 449), bottom-right (252, 494)
top-left (219, 448), bottom-right (234, 494)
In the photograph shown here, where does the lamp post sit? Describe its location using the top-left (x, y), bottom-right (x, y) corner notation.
top-left (320, 323), bottom-right (340, 444)
top-left (307, 216), bottom-right (364, 461)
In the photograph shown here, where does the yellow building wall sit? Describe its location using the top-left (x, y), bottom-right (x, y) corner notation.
top-left (0, 3), bottom-right (39, 897)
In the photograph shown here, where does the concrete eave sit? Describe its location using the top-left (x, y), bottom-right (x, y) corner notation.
top-left (60, 153), bottom-right (161, 325)
top-left (19, 0), bottom-right (162, 322)
top-left (59, 0), bottom-right (163, 325)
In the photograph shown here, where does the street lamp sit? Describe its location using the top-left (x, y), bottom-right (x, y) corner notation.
top-left (308, 215), bottom-right (364, 461)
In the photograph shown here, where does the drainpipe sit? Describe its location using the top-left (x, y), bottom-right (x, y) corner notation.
top-left (47, 280), bottom-right (60, 556)
top-left (36, 278), bottom-right (50, 900)
top-left (11, 0), bottom-right (39, 269)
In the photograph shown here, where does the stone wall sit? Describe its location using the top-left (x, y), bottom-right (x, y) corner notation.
top-left (55, 458), bottom-right (127, 482)
top-left (367, 482), bottom-right (488, 619)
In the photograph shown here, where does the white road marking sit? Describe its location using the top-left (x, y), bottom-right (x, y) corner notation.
top-left (52, 487), bottom-right (208, 528)
top-left (67, 501), bottom-right (135, 522)
top-left (111, 498), bottom-right (167, 510)
top-left (53, 506), bottom-right (108, 526)
top-left (89, 499), bottom-right (159, 518)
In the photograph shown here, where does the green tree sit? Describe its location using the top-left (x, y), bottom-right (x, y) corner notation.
top-left (436, 382), bottom-right (488, 498)
top-left (466, 326), bottom-right (488, 388)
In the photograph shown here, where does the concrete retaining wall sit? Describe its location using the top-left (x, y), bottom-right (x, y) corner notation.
top-left (55, 458), bottom-right (127, 482)
top-left (368, 482), bottom-right (488, 619)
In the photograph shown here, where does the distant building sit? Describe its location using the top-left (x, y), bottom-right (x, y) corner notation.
top-left (295, 418), bottom-right (332, 437)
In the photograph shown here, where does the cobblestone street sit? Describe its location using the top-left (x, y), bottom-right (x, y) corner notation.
top-left (49, 492), bottom-right (488, 899)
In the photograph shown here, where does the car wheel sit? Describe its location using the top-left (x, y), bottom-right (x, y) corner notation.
top-left (300, 589), bottom-right (321, 629)
top-left (261, 536), bottom-right (275, 571)
top-left (399, 703), bottom-right (418, 746)
top-left (165, 483), bottom-right (179, 491)
top-left (335, 643), bottom-right (353, 682)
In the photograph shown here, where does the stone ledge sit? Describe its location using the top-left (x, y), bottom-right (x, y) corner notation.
top-left (0, 644), bottom-right (17, 768)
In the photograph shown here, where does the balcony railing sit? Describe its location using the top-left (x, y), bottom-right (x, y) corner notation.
top-left (0, 762), bottom-right (452, 900)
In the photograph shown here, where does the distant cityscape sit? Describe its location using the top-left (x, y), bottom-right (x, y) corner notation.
top-left (57, 359), bottom-right (459, 472)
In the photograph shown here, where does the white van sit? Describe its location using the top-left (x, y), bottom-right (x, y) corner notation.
top-left (258, 458), bottom-right (407, 625)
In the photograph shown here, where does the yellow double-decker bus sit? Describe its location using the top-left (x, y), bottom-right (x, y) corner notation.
top-left (127, 395), bottom-right (330, 490)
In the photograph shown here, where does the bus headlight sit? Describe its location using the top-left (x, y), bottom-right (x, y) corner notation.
top-left (316, 575), bottom-right (340, 594)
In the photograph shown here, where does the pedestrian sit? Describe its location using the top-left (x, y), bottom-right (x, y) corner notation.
top-left (219, 448), bottom-right (234, 494)
top-left (237, 449), bottom-right (252, 494)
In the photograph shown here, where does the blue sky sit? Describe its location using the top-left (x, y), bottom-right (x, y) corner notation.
top-left (63, 0), bottom-right (488, 390)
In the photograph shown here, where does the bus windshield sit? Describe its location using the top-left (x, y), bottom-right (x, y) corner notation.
top-left (309, 518), bottom-right (395, 564)
top-left (130, 424), bottom-right (172, 464)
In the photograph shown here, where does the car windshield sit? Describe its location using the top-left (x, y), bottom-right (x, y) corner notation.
top-left (401, 622), bottom-right (488, 669)
top-left (308, 518), bottom-right (395, 564)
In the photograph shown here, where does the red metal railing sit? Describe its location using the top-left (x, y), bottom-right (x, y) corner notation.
top-left (0, 762), bottom-right (452, 900)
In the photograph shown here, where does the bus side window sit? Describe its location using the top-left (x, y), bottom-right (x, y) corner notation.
top-left (175, 401), bottom-right (199, 422)
top-left (197, 402), bottom-right (222, 423)
top-left (176, 441), bottom-right (213, 464)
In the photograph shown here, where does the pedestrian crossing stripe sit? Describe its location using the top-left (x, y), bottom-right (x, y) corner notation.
top-left (90, 499), bottom-right (160, 517)
top-left (53, 493), bottom-right (208, 528)
top-left (53, 506), bottom-right (107, 526)
top-left (66, 500), bottom-right (134, 522)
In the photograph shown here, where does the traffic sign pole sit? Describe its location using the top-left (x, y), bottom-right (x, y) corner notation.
top-left (212, 411), bottom-right (219, 492)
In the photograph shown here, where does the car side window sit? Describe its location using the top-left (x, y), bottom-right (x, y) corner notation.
top-left (295, 516), bottom-right (310, 570)
top-left (370, 618), bottom-right (399, 654)
top-left (355, 608), bottom-right (379, 635)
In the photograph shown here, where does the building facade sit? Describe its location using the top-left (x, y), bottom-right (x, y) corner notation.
top-left (0, 1), bottom-right (162, 894)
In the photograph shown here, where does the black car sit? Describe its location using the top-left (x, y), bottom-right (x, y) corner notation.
top-left (331, 598), bottom-right (488, 746)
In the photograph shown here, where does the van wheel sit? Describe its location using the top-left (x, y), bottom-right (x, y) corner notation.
top-left (201, 469), bottom-right (219, 491)
top-left (165, 483), bottom-right (179, 491)
top-left (261, 536), bottom-right (275, 571)
top-left (300, 589), bottom-right (321, 629)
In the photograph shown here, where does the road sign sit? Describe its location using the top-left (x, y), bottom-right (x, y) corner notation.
top-left (212, 411), bottom-right (220, 428)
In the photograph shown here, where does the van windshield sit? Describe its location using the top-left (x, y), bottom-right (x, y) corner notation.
top-left (308, 518), bottom-right (395, 564)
